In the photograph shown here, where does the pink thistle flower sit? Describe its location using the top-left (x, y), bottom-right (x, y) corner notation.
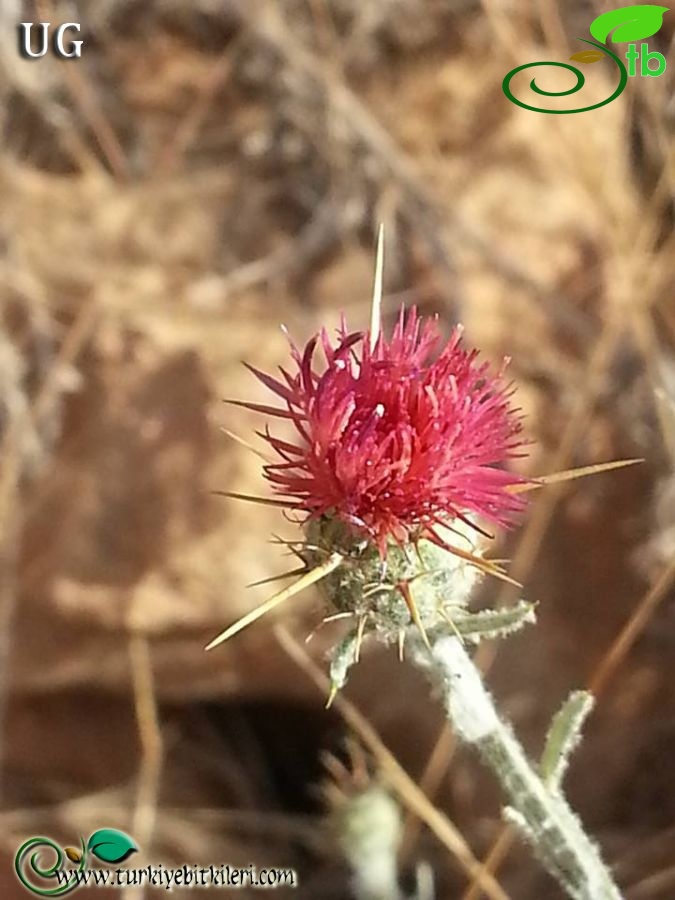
top-left (242, 305), bottom-right (529, 556)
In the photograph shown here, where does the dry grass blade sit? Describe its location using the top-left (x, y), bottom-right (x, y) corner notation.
top-left (588, 555), bottom-right (675, 698)
top-left (462, 828), bottom-right (517, 900)
top-left (156, 48), bottom-right (237, 176)
top-left (0, 421), bottom-right (21, 802)
top-left (275, 625), bottom-right (511, 900)
top-left (31, 302), bottom-right (99, 428)
top-left (400, 721), bottom-right (455, 861)
top-left (626, 862), bottom-right (675, 899)
top-left (126, 633), bottom-right (163, 900)
top-left (37, 0), bottom-right (129, 180)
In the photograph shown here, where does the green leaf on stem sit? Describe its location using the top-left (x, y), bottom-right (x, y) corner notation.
top-left (540, 691), bottom-right (594, 790)
top-left (449, 600), bottom-right (536, 643)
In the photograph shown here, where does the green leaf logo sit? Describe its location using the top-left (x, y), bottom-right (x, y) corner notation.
top-left (87, 829), bottom-right (138, 865)
top-left (590, 5), bottom-right (669, 43)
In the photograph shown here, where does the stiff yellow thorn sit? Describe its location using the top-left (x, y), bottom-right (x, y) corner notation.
top-left (323, 611), bottom-right (356, 623)
top-left (354, 615), bottom-right (368, 663)
top-left (326, 683), bottom-right (339, 709)
top-left (269, 533), bottom-right (316, 563)
top-left (205, 552), bottom-right (343, 651)
top-left (439, 608), bottom-right (465, 644)
top-left (220, 427), bottom-right (271, 462)
top-left (305, 611), bottom-right (354, 644)
top-left (246, 567), bottom-right (308, 588)
top-left (211, 490), bottom-right (299, 509)
top-left (507, 458), bottom-right (644, 495)
top-left (398, 628), bottom-right (406, 661)
top-left (369, 223), bottom-right (385, 351)
top-left (397, 580), bottom-right (431, 651)
top-left (445, 543), bottom-right (522, 589)
top-left (481, 564), bottom-right (521, 589)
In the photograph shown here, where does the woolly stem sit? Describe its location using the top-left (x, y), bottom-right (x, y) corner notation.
top-left (337, 786), bottom-right (404, 900)
top-left (411, 636), bottom-right (622, 900)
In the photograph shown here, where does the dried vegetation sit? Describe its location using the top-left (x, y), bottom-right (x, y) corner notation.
top-left (0, 1), bottom-right (674, 897)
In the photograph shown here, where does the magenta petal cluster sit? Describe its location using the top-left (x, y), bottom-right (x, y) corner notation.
top-left (245, 307), bottom-right (528, 554)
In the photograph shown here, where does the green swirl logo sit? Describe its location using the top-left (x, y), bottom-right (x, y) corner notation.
top-left (503, 5), bottom-right (669, 114)
top-left (14, 830), bottom-right (137, 896)
top-left (15, 837), bottom-right (86, 897)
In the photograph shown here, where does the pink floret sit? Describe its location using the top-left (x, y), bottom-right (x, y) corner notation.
top-left (245, 306), bottom-right (528, 555)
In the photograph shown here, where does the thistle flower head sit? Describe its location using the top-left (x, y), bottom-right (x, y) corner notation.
top-left (207, 238), bottom-right (635, 664)
top-left (247, 305), bottom-right (528, 555)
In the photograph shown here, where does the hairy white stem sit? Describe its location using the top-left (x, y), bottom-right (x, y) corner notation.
top-left (337, 786), bottom-right (404, 900)
top-left (412, 636), bottom-right (622, 900)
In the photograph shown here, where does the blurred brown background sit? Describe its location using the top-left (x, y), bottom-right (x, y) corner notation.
top-left (0, 1), bottom-right (674, 898)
